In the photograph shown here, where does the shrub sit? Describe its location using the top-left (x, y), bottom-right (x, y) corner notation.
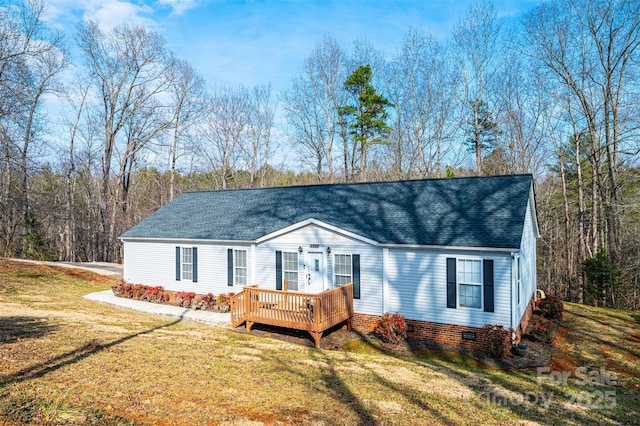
top-left (215, 294), bottom-right (231, 312)
top-left (538, 295), bottom-right (564, 320)
top-left (374, 313), bottom-right (408, 345)
top-left (132, 285), bottom-right (147, 300)
top-left (111, 280), bottom-right (134, 298)
top-left (483, 324), bottom-right (513, 358)
top-left (527, 315), bottom-right (555, 345)
top-left (176, 291), bottom-right (196, 308)
top-left (191, 295), bottom-right (205, 310)
top-left (144, 286), bottom-right (168, 303)
top-left (201, 293), bottom-right (216, 310)
top-left (111, 280), bottom-right (127, 297)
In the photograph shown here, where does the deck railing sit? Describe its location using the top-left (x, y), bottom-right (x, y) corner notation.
top-left (230, 283), bottom-right (354, 348)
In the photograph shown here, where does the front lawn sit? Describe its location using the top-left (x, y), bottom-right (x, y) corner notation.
top-left (0, 260), bottom-right (638, 425)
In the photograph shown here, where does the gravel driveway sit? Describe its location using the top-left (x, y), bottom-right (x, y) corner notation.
top-left (1, 258), bottom-right (122, 278)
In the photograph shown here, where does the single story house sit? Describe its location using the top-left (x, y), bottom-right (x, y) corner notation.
top-left (120, 174), bottom-right (539, 350)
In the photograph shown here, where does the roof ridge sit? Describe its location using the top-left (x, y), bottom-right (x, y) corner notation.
top-left (181, 173), bottom-right (533, 195)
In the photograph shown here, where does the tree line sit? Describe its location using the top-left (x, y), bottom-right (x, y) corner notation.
top-left (1, 0), bottom-right (639, 310)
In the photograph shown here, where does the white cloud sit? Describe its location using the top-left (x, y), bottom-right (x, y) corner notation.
top-left (157, 0), bottom-right (197, 16)
top-left (44, 0), bottom-right (156, 30)
top-left (90, 1), bottom-right (155, 29)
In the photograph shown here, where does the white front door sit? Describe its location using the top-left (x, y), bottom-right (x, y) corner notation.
top-left (307, 252), bottom-right (325, 293)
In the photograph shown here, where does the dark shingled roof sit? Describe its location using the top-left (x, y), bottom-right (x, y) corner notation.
top-left (121, 174), bottom-right (534, 249)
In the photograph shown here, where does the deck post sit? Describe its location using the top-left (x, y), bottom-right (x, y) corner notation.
top-left (309, 331), bottom-right (322, 349)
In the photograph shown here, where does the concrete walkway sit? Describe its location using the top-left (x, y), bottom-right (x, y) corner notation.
top-left (83, 290), bottom-right (231, 328)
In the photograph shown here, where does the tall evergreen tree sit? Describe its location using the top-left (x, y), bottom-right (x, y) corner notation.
top-left (465, 98), bottom-right (500, 174)
top-left (339, 64), bottom-right (393, 181)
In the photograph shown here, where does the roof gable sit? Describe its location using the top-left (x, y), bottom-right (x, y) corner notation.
top-left (121, 174), bottom-right (535, 250)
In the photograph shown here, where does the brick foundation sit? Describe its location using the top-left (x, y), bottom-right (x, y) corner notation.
top-left (354, 297), bottom-right (537, 353)
top-left (353, 313), bottom-right (493, 352)
top-left (515, 294), bottom-right (536, 343)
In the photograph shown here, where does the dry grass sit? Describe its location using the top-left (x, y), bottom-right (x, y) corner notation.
top-left (1, 259), bottom-right (638, 425)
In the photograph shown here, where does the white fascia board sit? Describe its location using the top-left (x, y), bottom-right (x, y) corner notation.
top-left (119, 237), bottom-right (254, 245)
top-left (529, 184), bottom-right (541, 239)
top-left (380, 243), bottom-right (518, 254)
top-left (255, 218), bottom-right (380, 246)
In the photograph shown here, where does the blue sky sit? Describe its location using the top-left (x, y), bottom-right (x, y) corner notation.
top-left (44, 0), bottom-right (542, 95)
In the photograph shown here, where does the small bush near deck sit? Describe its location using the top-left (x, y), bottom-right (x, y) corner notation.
top-left (374, 313), bottom-right (408, 345)
top-left (483, 324), bottom-right (513, 358)
top-left (176, 291), bottom-right (196, 308)
top-left (538, 295), bottom-right (564, 320)
top-left (215, 294), bottom-right (231, 312)
top-left (527, 315), bottom-right (555, 345)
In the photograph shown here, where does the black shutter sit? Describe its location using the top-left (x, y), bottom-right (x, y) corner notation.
top-left (175, 247), bottom-right (181, 281)
top-left (446, 258), bottom-right (456, 308)
top-left (352, 254), bottom-right (360, 299)
top-left (192, 247), bottom-right (198, 283)
top-left (483, 259), bottom-right (494, 312)
top-left (227, 249), bottom-right (234, 286)
top-left (275, 251), bottom-right (282, 290)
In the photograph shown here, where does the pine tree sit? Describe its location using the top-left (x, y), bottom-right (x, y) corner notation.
top-left (339, 64), bottom-right (393, 181)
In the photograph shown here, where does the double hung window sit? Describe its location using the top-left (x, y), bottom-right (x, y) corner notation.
top-left (282, 252), bottom-right (299, 290)
top-left (334, 254), bottom-right (352, 286)
top-left (458, 258), bottom-right (482, 309)
top-left (182, 247), bottom-right (193, 281)
top-left (234, 249), bottom-right (247, 285)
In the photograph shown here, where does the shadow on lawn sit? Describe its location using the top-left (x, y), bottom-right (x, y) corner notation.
top-left (0, 317), bottom-right (183, 388)
top-left (0, 316), bottom-right (59, 344)
top-left (341, 329), bottom-right (630, 425)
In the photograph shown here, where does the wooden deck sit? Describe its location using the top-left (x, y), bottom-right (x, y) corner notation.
top-left (230, 283), bottom-right (354, 348)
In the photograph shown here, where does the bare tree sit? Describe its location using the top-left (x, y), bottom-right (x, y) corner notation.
top-left (0, 0), bottom-right (67, 257)
top-left (166, 56), bottom-right (207, 200)
top-left (486, 52), bottom-right (547, 177)
top-left (198, 86), bottom-right (249, 190)
top-left (452, 0), bottom-right (503, 175)
top-left (522, 0), bottom-right (640, 266)
top-left (386, 30), bottom-right (457, 178)
top-left (282, 36), bottom-right (347, 182)
top-left (244, 84), bottom-right (275, 188)
top-left (77, 21), bottom-right (172, 261)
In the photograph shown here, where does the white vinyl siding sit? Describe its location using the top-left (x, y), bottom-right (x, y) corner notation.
top-left (334, 254), bottom-right (352, 286)
top-left (182, 247), bottom-right (193, 281)
top-left (234, 249), bottom-right (247, 285)
top-left (253, 224), bottom-right (383, 315)
top-left (458, 258), bottom-right (482, 309)
top-left (123, 241), bottom-right (248, 295)
top-left (386, 250), bottom-right (512, 329)
top-left (515, 198), bottom-right (537, 323)
top-left (282, 252), bottom-right (299, 290)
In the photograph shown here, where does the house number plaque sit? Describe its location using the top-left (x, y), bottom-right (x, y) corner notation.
top-left (309, 244), bottom-right (320, 248)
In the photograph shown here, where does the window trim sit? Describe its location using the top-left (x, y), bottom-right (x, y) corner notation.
top-left (333, 253), bottom-right (353, 287)
top-left (282, 251), bottom-right (299, 291)
top-left (516, 256), bottom-right (522, 306)
top-left (457, 257), bottom-right (483, 310)
top-left (182, 247), bottom-right (193, 281)
top-left (233, 249), bottom-right (248, 286)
